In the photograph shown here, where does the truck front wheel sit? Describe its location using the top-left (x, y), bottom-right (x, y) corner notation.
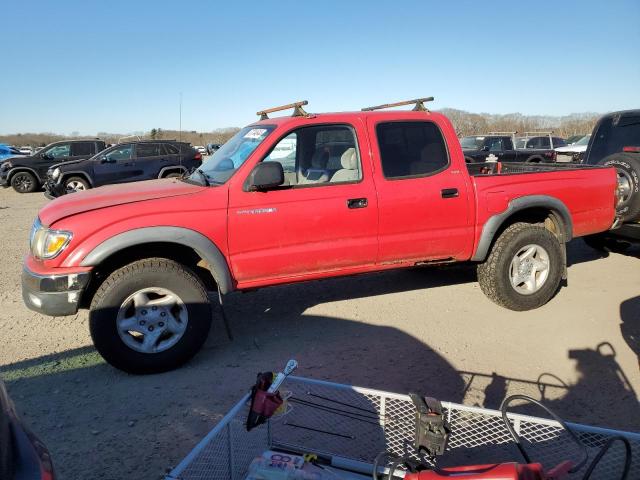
top-left (89, 258), bottom-right (212, 374)
top-left (477, 222), bottom-right (563, 311)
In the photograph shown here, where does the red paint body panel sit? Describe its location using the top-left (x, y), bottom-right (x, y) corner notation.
top-left (27, 110), bottom-right (618, 293)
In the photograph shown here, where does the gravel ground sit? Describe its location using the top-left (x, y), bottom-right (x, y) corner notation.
top-left (0, 187), bottom-right (638, 479)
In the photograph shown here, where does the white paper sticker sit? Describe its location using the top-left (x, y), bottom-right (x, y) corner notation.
top-left (244, 128), bottom-right (268, 140)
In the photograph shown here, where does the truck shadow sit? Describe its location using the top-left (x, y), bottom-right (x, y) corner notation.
top-left (620, 296), bottom-right (640, 371)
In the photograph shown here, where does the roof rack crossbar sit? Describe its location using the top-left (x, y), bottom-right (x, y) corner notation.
top-left (523, 131), bottom-right (554, 136)
top-left (488, 131), bottom-right (518, 135)
top-left (118, 135), bottom-right (142, 143)
top-left (257, 101), bottom-right (309, 120)
top-left (362, 97), bottom-right (434, 112)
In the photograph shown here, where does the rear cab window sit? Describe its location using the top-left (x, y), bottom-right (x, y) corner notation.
top-left (376, 121), bottom-right (449, 179)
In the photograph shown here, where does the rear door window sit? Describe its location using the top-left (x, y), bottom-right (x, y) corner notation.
top-left (47, 143), bottom-right (71, 159)
top-left (376, 121), bottom-right (449, 179)
top-left (165, 144), bottom-right (180, 154)
top-left (70, 142), bottom-right (95, 157)
top-left (136, 143), bottom-right (161, 157)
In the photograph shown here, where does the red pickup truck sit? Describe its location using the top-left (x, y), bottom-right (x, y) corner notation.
top-left (22, 99), bottom-right (619, 374)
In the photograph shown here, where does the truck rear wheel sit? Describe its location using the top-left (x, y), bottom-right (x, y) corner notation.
top-left (477, 222), bottom-right (563, 311)
top-left (89, 258), bottom-right (212, 374)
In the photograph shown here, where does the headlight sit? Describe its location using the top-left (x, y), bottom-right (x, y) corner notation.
top-left (30, 218), bottom-right (73, 260)
top-left (51, 167), bottom-right (60, 180)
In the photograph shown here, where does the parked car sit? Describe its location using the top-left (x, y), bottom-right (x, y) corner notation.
top-left (460, 133), bottom-right (558, 163)
top-left (582, 109), bottom-right (640, 249)
top-left (21, 99), bottom-right (619, 374)
top-left (0, 144), bottom-right (26, 161)
top-left (515, 132), bottom-right (567, 150)
top-left (206, 143), bottom-right (221, 155)
top-left (194, 145), bottom-right (208, 156)
top-left (554, 134), bottom-right (591, 163)
top-left (0, 380), bottom-right (56, 480)
top-left (18, 146), bottom-right (33, 155)
top-left (44, 140), bottom-right (202, 197)
top-left (0, 140), bottom-right (106, 193)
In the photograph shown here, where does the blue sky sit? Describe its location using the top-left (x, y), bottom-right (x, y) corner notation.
top-left (1, 0), bottom-right (639, 135)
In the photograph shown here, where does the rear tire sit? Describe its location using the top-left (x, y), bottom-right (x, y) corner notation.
top-left (10, 171), bottom-right (38, 193)
top-left (89, 258), bottom-right (212, 374)
top-left (598, 152), bottom-right (640, 222)
top-left (477, 222), bottom-right (563, 311)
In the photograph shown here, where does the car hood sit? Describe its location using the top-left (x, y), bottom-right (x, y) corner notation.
top-left (51, 158), bottom-right (88, 169)
top-left (39, 178), bottom-right (207, 226)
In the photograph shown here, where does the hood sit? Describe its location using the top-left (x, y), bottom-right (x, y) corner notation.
top-left (51, 158), bottom-right (88, 169)
top-left (39, 178), bottom-right (207, 226)
top-left (555, 145), bottom-right (588, 153)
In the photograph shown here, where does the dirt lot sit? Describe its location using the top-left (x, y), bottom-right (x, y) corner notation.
top-left (0, 187), bottom-right (638, 479)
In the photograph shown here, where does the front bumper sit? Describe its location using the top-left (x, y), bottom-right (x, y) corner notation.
top-left (22, 267), bottom-right (91, 316)
top-left (44, 177), bottom-right (65, 198)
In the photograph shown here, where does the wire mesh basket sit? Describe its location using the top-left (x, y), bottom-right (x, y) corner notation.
top-left (166, 376), bottom-right (639, 479)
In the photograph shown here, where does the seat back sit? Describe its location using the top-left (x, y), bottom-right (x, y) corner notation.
top-left (330, 148), bottom-right (359, 182)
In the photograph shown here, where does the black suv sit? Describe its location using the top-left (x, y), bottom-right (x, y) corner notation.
top-left (582, 109), bottom-right (640, 248)
top-left (0, 139), bottom-right (106, 193)
top-left (44, 140), bottom-right (202, 197)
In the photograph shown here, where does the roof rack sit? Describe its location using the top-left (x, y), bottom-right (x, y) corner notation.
top-left (522, 131), bottom-right (554, 136)
top-left (362, 97), bottom-right (434, 112)
top-left (257, 101), bottom-right (309, 120)
top-left (488, 131), bottom-right (518, 135)
top-left (117, 135), bottom-right (142, 143)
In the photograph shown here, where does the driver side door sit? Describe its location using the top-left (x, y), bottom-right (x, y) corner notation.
top-left (93, 144), bottom-right (136, 185)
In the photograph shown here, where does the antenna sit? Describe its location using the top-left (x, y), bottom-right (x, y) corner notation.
top-left (179, 92), bottom-right (182, 144)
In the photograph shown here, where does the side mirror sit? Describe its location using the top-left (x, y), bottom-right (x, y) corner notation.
top-left (246, 162), bottom-right (284, 191)
top-left (100, 155), bottom-right (112, 163)
top-left (481, 145), bottom-right (490, 152)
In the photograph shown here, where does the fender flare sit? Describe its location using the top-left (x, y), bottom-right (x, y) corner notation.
top-left (471, 195), bottom-right (573, 261)
top-left (80, 226), bottom-right (234, 294)
top-left (61, 171), bottom-right (94, 187)
top-left (158, 165), bottom-right (187, 178)
top-left (7, 166), bottom-right (43, 183)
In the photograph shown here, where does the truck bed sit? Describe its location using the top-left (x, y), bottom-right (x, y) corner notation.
top-left (467, 162), bottom-right (617, 239)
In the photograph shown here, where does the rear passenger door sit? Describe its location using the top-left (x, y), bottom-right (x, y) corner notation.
top-left (370, 120), bottom-right (473, 263)
top-left (227, 121), bottom-right (379, 286)
top-left (134, 143), bottom-right (163, 179)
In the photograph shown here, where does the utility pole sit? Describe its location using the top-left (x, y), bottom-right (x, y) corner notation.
top-left (179, 92), bottom-right (182, 143)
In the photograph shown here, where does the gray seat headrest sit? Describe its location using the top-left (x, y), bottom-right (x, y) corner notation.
top-left (340, 148), bottom-right (357, 169)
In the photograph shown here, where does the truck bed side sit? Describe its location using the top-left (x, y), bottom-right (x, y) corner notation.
top-left (470, 164), bottom-right (617, 258)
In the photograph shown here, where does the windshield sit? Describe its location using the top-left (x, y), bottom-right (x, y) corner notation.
top-left (189, 125), bottom-right (275, 185)
top-left (574, 134), bottom-right (591, 146)
top-left (460, 136), bottom-right (484, 149)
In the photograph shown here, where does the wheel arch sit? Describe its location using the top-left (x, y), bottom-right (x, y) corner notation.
top-left (158, 166), bottom-right (187, 178)
top-left (61, 171), bottom-right (94, 187)
top-left (7, 166), bottom-right (42, 183)
top-left (78, 227), bottom-right (234, 305)
top-left (471, 195), bottom-right (573, 261)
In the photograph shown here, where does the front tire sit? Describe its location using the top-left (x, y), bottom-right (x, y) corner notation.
top-left (10, 171), bottom-right (38, 193)
top-left (477, 222), bottom-right (563, 311)
top-left (89, 258), bottom-right (212, 374)
top-left (64, 176), bottom-right (90, 194)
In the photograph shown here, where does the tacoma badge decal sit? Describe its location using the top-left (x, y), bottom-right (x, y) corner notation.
top-left (237, 207), bottom-right (278, 215)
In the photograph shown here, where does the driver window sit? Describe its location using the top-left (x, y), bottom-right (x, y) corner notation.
top-left (105, 144), bottom-right (133, 161)
top-left (47, 144), bottom-right (71, 159)
top-left (488, 138), bottom-right (503, 152)
top-left (262, 125), bottom-right (360, 187)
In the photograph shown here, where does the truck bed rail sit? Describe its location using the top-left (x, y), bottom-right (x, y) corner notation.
top-left (467, 161), bottom-right (607, 176)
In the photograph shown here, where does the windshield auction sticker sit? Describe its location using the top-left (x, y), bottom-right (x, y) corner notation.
top-left (244, 128), bottom-right (268, 140)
